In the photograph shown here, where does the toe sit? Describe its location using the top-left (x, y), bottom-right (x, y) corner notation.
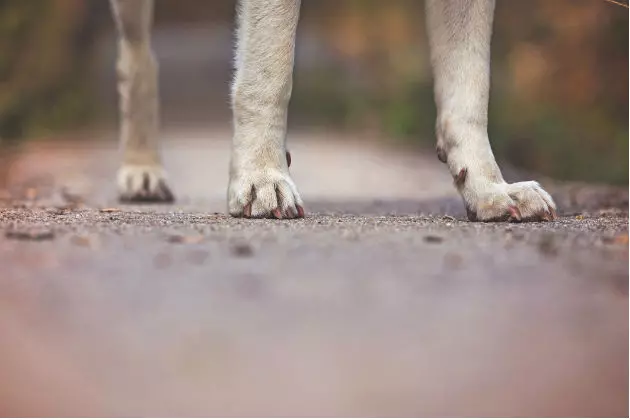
top-left (117, 165), bottom-right (175, 203)
top-left (250, 183), bottom-right (279, 217)
top-left (508, 205), bottom-right (522, 221)
top-left (506, 181), bottom-right (557, 222)
top-left (467, 181), bottom-right (556, 223)
top-left (229, 176), bottom-right (304, 219)
top-left (276, 182), bottom-right (301, 218)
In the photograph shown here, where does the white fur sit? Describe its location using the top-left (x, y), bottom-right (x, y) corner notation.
top-left (228, 0), bottom-right (304, 218)
top-left (110, 0), bottom-right (556, 220)
top-left (110, 0), bottom-right (173, 202)
top-left (425, 0), bottom-right (556, 221)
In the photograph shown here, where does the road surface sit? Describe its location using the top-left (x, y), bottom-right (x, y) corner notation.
top-left (0, 129), bottom-right (627, 417)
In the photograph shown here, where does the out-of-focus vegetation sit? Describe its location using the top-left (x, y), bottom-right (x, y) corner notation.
top-left (293, 0), bottom-right (629, 185)
top-left (0, 0), bottom-right (106, 142)
top-left (0, 0), bottom-right (626, 184)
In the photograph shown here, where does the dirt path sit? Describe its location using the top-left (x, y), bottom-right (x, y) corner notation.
top-left (0, 130), bottom-right (627, 417)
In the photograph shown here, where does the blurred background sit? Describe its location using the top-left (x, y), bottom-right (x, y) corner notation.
top-left (0, 0), bottom-right (627, 184)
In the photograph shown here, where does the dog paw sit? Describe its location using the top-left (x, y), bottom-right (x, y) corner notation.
top-left (456, 169), bottom-right (556, 222)
top-left (117, 164), bottom-right (174, 203)
top-left (228, 168), bottom-right (304, 219)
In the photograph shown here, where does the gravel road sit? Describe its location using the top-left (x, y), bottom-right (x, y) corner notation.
top-left (0, 130), bottom-right (627, 417)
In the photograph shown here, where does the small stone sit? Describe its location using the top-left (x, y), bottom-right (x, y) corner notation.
top-left (538, 233), bottom-right (559, 257)
top-left (6, 228), bottom-right (55, 241)
top-left (231, 242), bottom-right (254, 257)
top-left (167, 234), bottom-right (204, 244)
top-left (424, 234), bottom-right (444, 244)
top-left (48, 207), bottom-right (71, 215)
top-left (70, 235), bottom-right (93, 248)
top-left (507, 230), bottom-right (525, 241)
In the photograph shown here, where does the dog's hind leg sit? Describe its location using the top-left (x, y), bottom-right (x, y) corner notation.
top-left (110, 0), bottom-right (174, 203)
top-left (425, 0), bottom-right (556, 221)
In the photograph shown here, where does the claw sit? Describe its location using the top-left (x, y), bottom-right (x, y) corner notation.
top-left (454, 168), bottom-right (467, 189)
top-left (119, 176), bottom-right (175, 203)
top-left (286, 207), bottom-right (296, 218)
top-left (540, 211), bottom-right (552, 222)
top-left (549, 207), bottom-right (557, 220)
top-left (157, 180), bottom-right (175, 203)
top-left (465, 205), bottom-right (478, 222)
top-left (436, 146), bottom-right (447, 163)
top-left (272, 208), bottom-right (282, 219)
top-left (243, 203), bottom-right (252, 218)
top-left (508, 205), bottom-right (522, 222)
top-left (297, 205), bottom-right (305, 218)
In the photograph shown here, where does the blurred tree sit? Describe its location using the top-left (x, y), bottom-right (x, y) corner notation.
top-left (0, 0), bottom-right (107, 143)
top-left (154, 0), bottom-right (234, 23)
top-left (292, 0), bottom-right (628, 184)
top-left (1, 0), bottom-right (624, 184)
top-left (489, 0), bottom-right (628, 184)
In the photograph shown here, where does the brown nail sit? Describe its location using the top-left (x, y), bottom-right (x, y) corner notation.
top-left (508, 205), bottom-right (522, 221)
top-left (454, 168), bottom-right (467, 188)
top-left (465, 205), bottom-right (477, 222)
top-left (436, 146), bottom-right (447, 163)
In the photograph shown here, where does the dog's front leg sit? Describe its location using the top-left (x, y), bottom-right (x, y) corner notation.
top-left (425, 0), bottom-right (556, 221)
top-left (228, 0), bottom-right (304, 218)
top-left (110, 0), bottom-right (173, 203)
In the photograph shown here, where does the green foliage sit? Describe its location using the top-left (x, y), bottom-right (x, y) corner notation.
top-left (293, 68), bottom-right (627, 185)
top-left (290, 1), bottom-right (628, 185)
top-left (381, 82), bottom-right (435, 142)
top-left (488, 95), bottom-right (629, 185)
top-left (291, 69), bottom-right (373, 128)
top-left (0, 0), bottom-right (100, 143)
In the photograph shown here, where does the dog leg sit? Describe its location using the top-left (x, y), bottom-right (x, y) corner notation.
top-left (110, 0), bottom-right (173, 203)
top-left (426, 0), bottom-right (556, 221)
top-left (228, 0), bottom-right (304, 218)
